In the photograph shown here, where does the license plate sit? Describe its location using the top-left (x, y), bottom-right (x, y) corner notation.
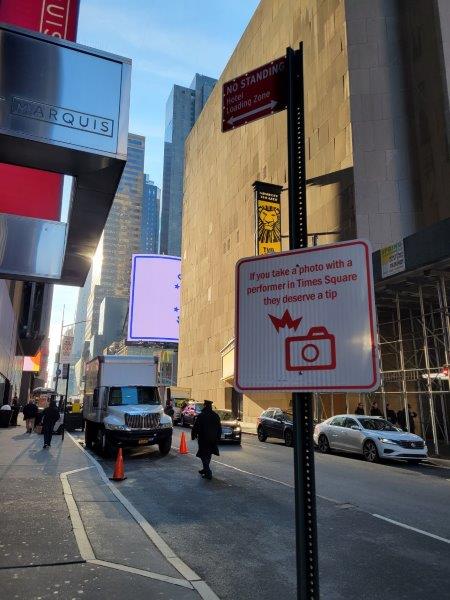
top-left (138, 438), bottom-right (148, 445)
top-left (222, 427), bottom-right (232, 434)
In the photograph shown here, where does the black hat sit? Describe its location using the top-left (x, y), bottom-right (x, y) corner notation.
top-left (203, 400), bottom-right (213, 407)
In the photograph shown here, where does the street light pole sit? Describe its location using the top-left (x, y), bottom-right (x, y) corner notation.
top-left (53, 304), bottom-right (65, 400)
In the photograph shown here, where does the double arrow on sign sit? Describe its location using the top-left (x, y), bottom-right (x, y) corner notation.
top-left (227, 100), bottom-right (278, 126)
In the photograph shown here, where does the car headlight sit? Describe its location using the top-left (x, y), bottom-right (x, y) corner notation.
top-left (234, 427), bottom-right (241, 433)
top-left (105, 423), bottom-right (129, 431)
top-left (378, 437), bottom-right (398, 445)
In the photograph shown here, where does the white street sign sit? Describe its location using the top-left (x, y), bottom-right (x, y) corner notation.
top-left (235, 240), bottom-right (380, 392)
top-left (60, 334), bottom-right (74, 365)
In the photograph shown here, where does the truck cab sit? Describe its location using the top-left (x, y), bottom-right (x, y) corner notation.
top-left (83, 355), bottom-right (172, 457)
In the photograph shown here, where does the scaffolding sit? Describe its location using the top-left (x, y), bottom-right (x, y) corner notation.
top-left (315, 268), bottom-right (450, 456)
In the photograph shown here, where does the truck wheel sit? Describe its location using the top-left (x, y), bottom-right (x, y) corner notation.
top-left (84, 422), bottom-right (94, 449)
top-left (158, 435), bottom-right (172, 456)
top-left (97, 428), bottom-right (113, 458)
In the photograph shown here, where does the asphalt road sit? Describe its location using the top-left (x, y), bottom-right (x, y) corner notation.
top-left (76, 429), bottom-right (450, 600)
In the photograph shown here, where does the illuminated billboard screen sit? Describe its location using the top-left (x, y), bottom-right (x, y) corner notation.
top-left (23, 352), bottom-right (41, 373)
top-left (128, 255), bottom-right (181, 343)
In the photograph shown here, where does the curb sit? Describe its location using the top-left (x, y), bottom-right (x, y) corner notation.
top-left (66, 433), bottom-right (220, 600)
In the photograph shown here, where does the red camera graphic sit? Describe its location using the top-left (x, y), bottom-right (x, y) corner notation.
top-left (285, 326), bottom-right (336, 371)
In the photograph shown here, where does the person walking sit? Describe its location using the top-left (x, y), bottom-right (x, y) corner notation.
top-left (385, 403), bottom-right (397, 425)
top-left (10, 396), bottom-right (20, 426)
top-left (397, 404), bottom-right (417, 434)
top-left (23, 398), bottom-right (38, 433)
top-left (370, 401), bottom-right (383, 417)
top-left (41, 399), bottom-right (60, 449)
top-left (191, 400), bottom-right (222, 480)
top-left (355, 402), bottom-right (365, 415)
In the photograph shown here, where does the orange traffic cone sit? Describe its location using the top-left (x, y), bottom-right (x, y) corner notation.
top-left (179, 432), bottom-right (189, 455)
top-left (110, 448), bottom-right (127, 481)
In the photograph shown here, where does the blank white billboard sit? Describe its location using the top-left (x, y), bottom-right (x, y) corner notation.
top-left (128, 254), bottom-right (181, 342)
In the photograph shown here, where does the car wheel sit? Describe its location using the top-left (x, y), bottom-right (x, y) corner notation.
top-left (363, 440), bottom-right (379, 463)
top-left (318, 434), bottom-right (330, 453)
top-left (407, 459), bottom-right (422, 465)
top-left (158, 435), bottom-right (172, 456)
top-left (284, 429), bottom-right (294, 447)
top-left (257, 426), bottom-right (267, 442)
top-left (180, 415), bottom-right (186, 427)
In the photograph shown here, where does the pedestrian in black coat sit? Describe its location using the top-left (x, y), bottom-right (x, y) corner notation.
top-left (397, 404), bottom-right (417, 434)
top-left (10, 397), bottom-right (20, 426)
top-left (355, 402), bottom-right (365, 415)
top-left (191, 400), bottom-right (222, 480)
top-left (370, 401), bottom-right (383, 417)
top-left (41, 400), bottom-right (60, 449)
top-left (23, 398), bottom-right (38, 433)
top-left (385, 403), bottom-right (397, 425)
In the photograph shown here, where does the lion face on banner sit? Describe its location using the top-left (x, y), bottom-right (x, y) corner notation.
top-left (259, 206), bottom-right (280, 231)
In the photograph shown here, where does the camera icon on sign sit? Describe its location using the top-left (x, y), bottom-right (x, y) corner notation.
top-left (285, 326), bottom-right (336, 371)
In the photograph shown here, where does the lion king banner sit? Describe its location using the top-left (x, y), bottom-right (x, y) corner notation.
top-left (253, 181), bottom-right (283, 255)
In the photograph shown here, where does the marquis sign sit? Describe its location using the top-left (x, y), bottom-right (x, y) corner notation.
top-left (11, 98), bottom-right (114, 137)
top-left (0, 24), bottom-right (131, 285)
top-left (0, 26), bottom-right (125, 156)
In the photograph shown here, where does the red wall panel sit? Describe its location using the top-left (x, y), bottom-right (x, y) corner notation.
top-left (0, 0), bottom-right (80, 220)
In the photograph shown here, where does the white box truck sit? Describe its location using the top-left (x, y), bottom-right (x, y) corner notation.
top-left (83, 355), bottom-right (172, 456)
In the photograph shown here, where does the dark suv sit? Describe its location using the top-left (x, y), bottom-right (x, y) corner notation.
top-left (257, 408), bottom-right (293, 447)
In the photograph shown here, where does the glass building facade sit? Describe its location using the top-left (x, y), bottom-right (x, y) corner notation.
top-left (159, 74), bottom-right (216, 256)
top-left (84, 133), bottom-right (145, 358)
top-left (140, 175), bottom-right (161, 254)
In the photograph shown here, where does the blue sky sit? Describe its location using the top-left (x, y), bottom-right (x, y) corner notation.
top-left (78, 0), bottom-right (260, 185)
top-left (47, 0), bottom-right (259, 382)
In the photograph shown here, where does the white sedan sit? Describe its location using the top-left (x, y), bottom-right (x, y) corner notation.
top-left (314, 414), bottom-right (428, 464)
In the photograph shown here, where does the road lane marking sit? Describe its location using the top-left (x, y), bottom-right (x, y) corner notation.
top-left (372, 514), bottom-right (450, 544)
top-left (67, 434), bottom-right (219, 599)
top-left (90, 559), bottom-right (194, 588)
top-left (60, 467), bottom-right (96, 561)
top-left (173, 445), bottom-right (450, 546)
top-left (211, 458), bottom-right (294, 489)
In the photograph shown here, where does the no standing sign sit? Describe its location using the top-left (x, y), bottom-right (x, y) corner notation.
top-left (222, 56), bottom-right (287, 132)
top-left (235, 240), bottom-right (380, 392)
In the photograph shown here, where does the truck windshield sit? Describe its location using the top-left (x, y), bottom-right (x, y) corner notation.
top-left (108, 387), bottom-right (160, 406)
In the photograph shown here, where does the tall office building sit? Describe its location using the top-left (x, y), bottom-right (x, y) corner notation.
top-left (159, 74), bottom-right (216, 256)
top-left (84, 133), bottom-right (145, 358)
top-left (140, 175), bottom-right (161, 254)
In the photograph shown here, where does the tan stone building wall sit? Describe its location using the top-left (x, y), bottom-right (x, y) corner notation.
top-left (178, 0), bottom-right (450, 422)
top-left (179, 0), bottom-right (353, 419)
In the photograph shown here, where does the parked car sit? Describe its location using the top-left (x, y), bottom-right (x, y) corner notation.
top-left (216, 409), bottom-right (241, 445)
top-left (257, 408), bottom-right (293, 447)
top-left (180, 402), bottom-right (203, 427)
top-left (314, 414), bottom-right (428, 464)
top-left (172, 398), bottom-right (189, 424)
top-left (180, 404), bottom-right (242, 444)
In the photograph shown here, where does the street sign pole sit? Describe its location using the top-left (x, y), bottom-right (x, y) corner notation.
top-left (286, 44), bottom-right (320, 600)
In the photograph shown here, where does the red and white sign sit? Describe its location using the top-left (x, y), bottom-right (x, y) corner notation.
top-left (222, 56), bottom-right (287, 132)
top-left (235, 240), bottom-right (380, 392)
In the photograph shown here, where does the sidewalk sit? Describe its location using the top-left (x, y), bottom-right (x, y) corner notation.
top-left (240, 421), bottom-right (257, 435)
top-left (0, 423), bottom-right (218, 600)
